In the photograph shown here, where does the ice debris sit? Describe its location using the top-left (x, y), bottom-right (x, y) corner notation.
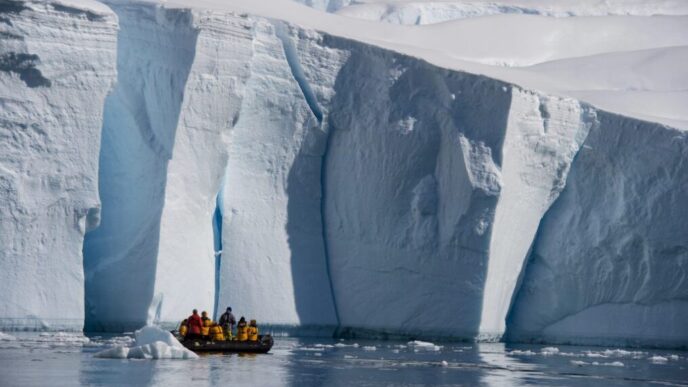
top-left (408, 340), bottom-right (442, 351)
top-left (95, 325), bottom-right (198, 360)
top-left (509, 349), bottom-right (536, 356)
top-left (571, 360), bottom-right (624, 367)
top-left (0, 332), bottom-right (17, 341)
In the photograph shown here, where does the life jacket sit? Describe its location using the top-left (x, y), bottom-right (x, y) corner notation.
top-left (210, 325), bottom-right (225, 341)
top-left (187, 314), bottom-right (203, 335)
top-left (179, 320), bottom-right (188, 337)
top-left (236, 323), bottom-right (248, 341)
top-left (201, 317), bottom-right (213, 336)
top-left (248, 326), bottom-right (258, 341)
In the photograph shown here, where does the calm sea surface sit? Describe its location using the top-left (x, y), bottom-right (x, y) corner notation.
top-left (0, 332), bottom-right (686, 386)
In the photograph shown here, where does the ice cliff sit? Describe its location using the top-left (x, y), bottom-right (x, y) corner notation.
top-left (0, 0), bottom-right (686, 347)
top-left (0, 0), bottom-right (116, 330)
top-left (507, 113), bottom-right (688, 348)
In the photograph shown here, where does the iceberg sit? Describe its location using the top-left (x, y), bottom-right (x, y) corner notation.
top-left (95, 325), bottom-right (198, 359)
top-left (0, 0), bottom-right (686, 349)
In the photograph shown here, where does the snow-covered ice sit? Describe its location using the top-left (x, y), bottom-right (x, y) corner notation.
top-left (332, 0), bottom-right (688, 25)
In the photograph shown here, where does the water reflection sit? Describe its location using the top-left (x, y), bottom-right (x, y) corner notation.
top-left (477, 342), bottom-right (536, 386)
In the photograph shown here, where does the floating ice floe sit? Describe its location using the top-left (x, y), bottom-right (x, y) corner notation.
top-left (602, 349), bottom-right (645, 358)
top-left (95, 325), bottom-right (198, 360)
top-left (408, 341), bottom-right (442, 351)
top-left (94, 336), bottom-right (135, 348)
top-left (13, 332), bottom-right (93, 348)
top-left (509, 349), bottom-right (536, 356)
top-left (572, 360), bottom-right (624, 367)
top-left (0, 332), bottom-right (17, 341)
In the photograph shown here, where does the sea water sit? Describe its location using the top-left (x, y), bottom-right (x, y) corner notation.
top-left (0, 332), bottom-right (686, 386)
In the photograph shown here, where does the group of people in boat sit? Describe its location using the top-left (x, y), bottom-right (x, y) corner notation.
top-left (179, 307), bottom-right (259, 342)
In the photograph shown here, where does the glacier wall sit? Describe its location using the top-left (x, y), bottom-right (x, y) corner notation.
top-left (0, 0), bottom-right (116, 330)
top-left (507, 112), bottom-right (688, 347)
top-left (312, 36), bottom-right (595, 338)
top-left (150, 10), bottom-right (253, 328)
top-left (216, 21), bottom-right (339, 328)
top-left (82, 3), bottom-right (199, 331)
top-left (1, 0), bottom-right (686, 347)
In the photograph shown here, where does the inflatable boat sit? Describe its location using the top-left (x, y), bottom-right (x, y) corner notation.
top-left (175, 333), bottom-right (274, 354)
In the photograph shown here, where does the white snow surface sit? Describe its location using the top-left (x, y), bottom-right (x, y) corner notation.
top-left (95, 325), bottom-right (198, 359)
top-left (0, 0), bottom-right (687, 348)
top-left (158, 0), bottom-right (688, 129)
top-left (331, 0), bottom-right (688, 25)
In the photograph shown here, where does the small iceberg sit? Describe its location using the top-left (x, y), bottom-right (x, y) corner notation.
top-left (95, 325), bottom-right (198, 360)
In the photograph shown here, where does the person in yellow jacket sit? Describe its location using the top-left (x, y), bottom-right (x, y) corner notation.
top-left (248, 319), bottom-right (259, 341)
top-left (179, 319), bottom-right (188, 337)
top-left (236, 316), bottom-right (248, 341)
top-left (201, 311), bottom-right (213, 337)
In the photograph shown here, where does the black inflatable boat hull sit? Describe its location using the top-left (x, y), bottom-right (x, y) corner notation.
top-left (177, 334), bottom-right (274, 354)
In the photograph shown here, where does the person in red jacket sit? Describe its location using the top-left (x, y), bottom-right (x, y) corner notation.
top-left (186, 309), bottom-right (203, 340)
